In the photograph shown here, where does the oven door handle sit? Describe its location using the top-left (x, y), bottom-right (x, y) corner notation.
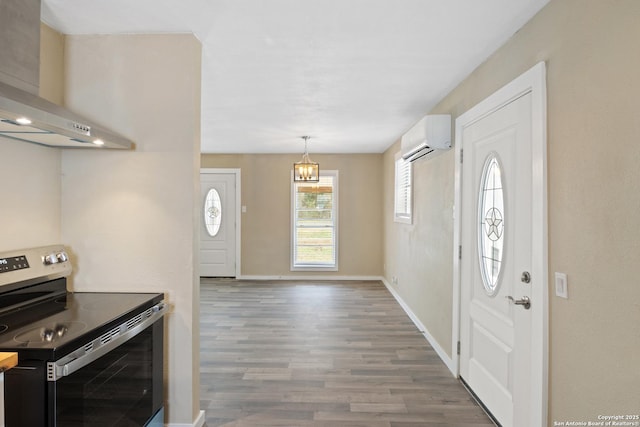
top-left (47, 301), bottom-right (167, 382)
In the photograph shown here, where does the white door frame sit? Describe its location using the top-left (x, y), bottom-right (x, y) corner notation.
top-left (451, 62), bottom-right (548, 426)
top-left (200, 168), bottom-right (242, 278)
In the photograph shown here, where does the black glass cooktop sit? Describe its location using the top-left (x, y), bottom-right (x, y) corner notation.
top-left (0, 281), bottom-right (163, 359)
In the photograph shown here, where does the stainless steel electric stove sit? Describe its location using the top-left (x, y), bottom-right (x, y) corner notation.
top-left (0, 245), bottom-right (166, 427)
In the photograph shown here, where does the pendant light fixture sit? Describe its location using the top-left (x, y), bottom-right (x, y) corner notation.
top-left (293, 136), bottom-right (319, 182)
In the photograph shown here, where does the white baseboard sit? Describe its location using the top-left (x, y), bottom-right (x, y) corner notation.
top-left (380, 278), bottom-right (456, 376)
top-left (167, 410), bottom-right (205, 427)
top-left (236, 275), bottom-right (383, 281)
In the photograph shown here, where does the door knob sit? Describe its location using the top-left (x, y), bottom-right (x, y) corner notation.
top-left (506, 295), bottom-right (531, 309)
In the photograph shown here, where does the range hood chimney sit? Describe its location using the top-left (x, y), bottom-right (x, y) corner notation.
top-left (0, 0), bottom-right (133, 149)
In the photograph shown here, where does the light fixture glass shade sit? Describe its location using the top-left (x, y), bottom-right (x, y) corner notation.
top-left (293, 153), bottom-right (319, 182)
top-left (293, 136), bottom-right (320, 182)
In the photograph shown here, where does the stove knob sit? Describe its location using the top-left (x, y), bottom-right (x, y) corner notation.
top-left (55, 324), bottom-right (68, 337)
top-left (44, 253), bottom-right (59, 265)
top-left (41, 328), bottom-right (55, 342)
top-left (56, 251), bottom-right (69, 262)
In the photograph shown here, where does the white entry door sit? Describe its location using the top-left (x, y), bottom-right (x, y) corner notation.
top-left (456, 62), bottom-right (547, 427)
top-left (460, 92), bottom-right (532, 426)
top-left (200, 171), bottom-right (237, 277)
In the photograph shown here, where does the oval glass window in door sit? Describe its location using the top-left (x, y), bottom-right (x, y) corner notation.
top-left (477, 153), bottom-right (505, 296)
top-left (204, 188), bottom-right (222, 237)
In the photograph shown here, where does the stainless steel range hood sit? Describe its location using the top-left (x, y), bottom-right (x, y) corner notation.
top-left (0, 0), bottom-right (133, 150)
top-left (0, 80), bottom-right (133, 149)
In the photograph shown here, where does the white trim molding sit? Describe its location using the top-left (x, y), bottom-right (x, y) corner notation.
top-left (452, 61), bottom-right (548, 426)
top-left (167, 410), bottom-right (205, 427)
top-left (237, 275), bottom-right (382, 281)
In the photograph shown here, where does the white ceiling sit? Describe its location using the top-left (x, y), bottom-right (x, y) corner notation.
top-left (41, 0), bottom-right (549, 154)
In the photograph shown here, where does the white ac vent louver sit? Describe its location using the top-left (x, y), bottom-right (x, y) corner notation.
top-left (401, 114), bottom-right (451, 162)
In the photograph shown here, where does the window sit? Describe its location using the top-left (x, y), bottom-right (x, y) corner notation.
top-left (478, 153), bottom-right (505, 296)
top-left (394, 154), bottom-right (412, 223)
top-left (203, 188), bottom-right (222, 237)
top-left (292, 171), bottom-right (338, 270)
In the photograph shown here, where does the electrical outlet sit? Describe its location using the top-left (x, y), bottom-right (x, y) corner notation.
top-left (555, 272), bottom-right (568, 298)
top-left (392, 276), bottom-right (398, 286)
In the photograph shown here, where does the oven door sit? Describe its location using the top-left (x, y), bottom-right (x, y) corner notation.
top-left (49, 316), bottom-right (164, 427)
top-left (3, 316), bottom-right (164, 427)
top-left (50, 317), bottom-right (163, 426)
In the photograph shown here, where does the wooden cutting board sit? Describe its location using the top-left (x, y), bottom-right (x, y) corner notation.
top-left (0, 352), bottom-right (17, 372)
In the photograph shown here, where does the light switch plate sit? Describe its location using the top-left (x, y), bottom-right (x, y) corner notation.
top-left (555, 272), bottom-right (568, 298)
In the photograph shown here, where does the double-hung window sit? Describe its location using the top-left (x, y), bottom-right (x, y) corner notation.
top-left (394, 153), bottom-right (412, 224)
top-left (291, 171), bottom-right (338, 270)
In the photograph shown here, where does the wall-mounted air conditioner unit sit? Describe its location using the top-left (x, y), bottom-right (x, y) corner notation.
top-left (401, 114), bottom-right (451, 162)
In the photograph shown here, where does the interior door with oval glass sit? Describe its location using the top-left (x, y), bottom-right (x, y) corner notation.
top-left (200, 172), bottom-right (237, 277)
top-left (459, 92), bottom-right (534, 426)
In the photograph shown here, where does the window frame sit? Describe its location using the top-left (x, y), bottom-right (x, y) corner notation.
top-left (394, 152), bottom-right (413, 224)
top-left (291, 170), bottom-right (339, 271)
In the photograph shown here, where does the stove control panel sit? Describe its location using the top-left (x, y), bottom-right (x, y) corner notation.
top-left (0, 245), bottom-right (72, 287)
top-left (0, 255), bottom-right (30, 274)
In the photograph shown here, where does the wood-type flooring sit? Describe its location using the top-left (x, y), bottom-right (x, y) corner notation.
top-left (200, 279), bottom-right (494, 427)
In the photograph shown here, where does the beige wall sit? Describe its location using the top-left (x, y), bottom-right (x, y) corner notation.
top-left (0, 138), bottom-right (61, 251)
top-left (383, 0), bottom-right (640, 423)
top-left (383, 145), bottom-right (454, 353)
top-left (61, 34), bottom-right (202, 425)
top-left (0, 23), bottom-right (64, 252)
top-left (202, 153), bottom-right (383, 277)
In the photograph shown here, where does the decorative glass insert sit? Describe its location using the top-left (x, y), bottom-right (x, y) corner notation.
top-left (477, 153), bottom-right (505, 295)
top-left (204, 188), bottom-right (222, 237)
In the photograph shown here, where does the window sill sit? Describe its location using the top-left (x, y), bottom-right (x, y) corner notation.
top-left (394, 216), bottom-right (412, 225)
top-left (291, 265), bottom-right (338, 272)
